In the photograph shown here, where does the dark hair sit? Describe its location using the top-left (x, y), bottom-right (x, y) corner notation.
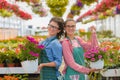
top-left (49, 17), bottom-right (64, 39)
top-left (64, 18), bottom-right (76, 26)
top-left (64, 18), bottom-right (76, 37)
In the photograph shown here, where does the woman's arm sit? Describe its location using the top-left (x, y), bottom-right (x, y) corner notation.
top-left (62, 40), bottom-right (90, 74)
top-left (37, 40), bottom-right (62, 71)
top-left (77, 26), bottom-right (98, 51)
top-left (37, 62), bottom-right (56, 72)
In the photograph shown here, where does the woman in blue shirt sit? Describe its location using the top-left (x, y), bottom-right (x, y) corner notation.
top-left (37, 17), bottom-right (64, 80)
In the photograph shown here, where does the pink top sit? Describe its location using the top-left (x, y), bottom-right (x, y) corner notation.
top-left (62, 32), bottom-right (98, 74)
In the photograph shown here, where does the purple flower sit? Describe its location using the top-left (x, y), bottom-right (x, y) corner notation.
top-left (77, 1), bottom-right (83, 7)
top-left (116, 5), bottom-right (120, 14)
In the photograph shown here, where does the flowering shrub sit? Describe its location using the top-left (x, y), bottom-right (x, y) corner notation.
top-left (0, 74), bottom-right (28, 80)
top-left (84, 46), bottom-right (107, 62)
top-left (0, 0), bottom-right (32, 20)
top-left (32, 3), bottom-right (48, 17)
top-left (18, 36), bottom-right (44, 61)
top-left (99, 38), bottom-right (120, 67)
top-left (0, 75), bottom-right (19, 80)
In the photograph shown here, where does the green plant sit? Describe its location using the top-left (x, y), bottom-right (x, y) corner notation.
top-left (80, 0), bottom-right (96, 6)
top-left (5, 50), bottom-right (17, 63)
top-left (104, 49), bottom-right (120, 67)
top-left (0, 52), bottom-right (6, 64)
top-left (84, 46), bottom-right (107, 62)
top-left (46, 0), bottom-right (68, 17)
top-left (18, 36), bottom-right (44, 61)
top-left (97, 30), bottom-right (113, 38)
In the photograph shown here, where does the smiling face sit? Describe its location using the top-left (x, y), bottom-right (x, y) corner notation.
top-left (47, 21), bottom-right (60, 37)
top-left (64, 20), bottom-right (76, 36)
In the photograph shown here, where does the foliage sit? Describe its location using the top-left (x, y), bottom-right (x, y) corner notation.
top-left (99, 38), bottom-right (120, 68)
top-left (88, 72), bottom-right (102, 80)
top-left (18, 36), bottom-right (44, 61)
top-left (5, 50), bottom-right (17, 63)
top-left (97, 30), bottom-right (113, 38)
top-left (50, 7), bottom-right (66, 17)
top-left (70, 4), bottom-right (81, 15)
top-left (46, 0), bottom-right (68, 8)
top-left (0, 52), bottom-right (6, 63)
top-left (46, 0), bottom-right (68, 17)
top-left (79, 30), bottom-right (91, 40)
top-left (15, 0), bottom-right (40, 4)
top-left (0, 9), bottom-right (13, 17)
top-left (32, 3), bottom-right (48, 17)
top-left (84, 46), bottom-right (107, 62)
top-left (104, 49), bottom-right (120, 67)
top-left (0, 74), bottom-right (28, 80)
top-left (0, 0), bottom-right (32, 20)
top-left (68, 0), bottom-right (83, 18)
top-left (80, 0), bottom-right (96, 6)
top-left (0, 75), bottom-right (19, 80)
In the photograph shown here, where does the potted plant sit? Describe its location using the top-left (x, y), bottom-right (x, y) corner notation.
top-left (0, 52), bottom-right (6, 67)
top-left (84, 46), bottom-right (107, 69)
top-left (18, 36), bottom-right (44, 72)
top-left (5, 50), bottom-right (17, 67)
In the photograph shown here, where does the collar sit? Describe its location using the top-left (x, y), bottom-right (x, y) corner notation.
top-left (46, 36), bottom-right (57, 42)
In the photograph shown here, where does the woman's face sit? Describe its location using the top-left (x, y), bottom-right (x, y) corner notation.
top-left (65, 21), bottom-right (76, 36)
top-left (47, 21), bottom-right (60, 36)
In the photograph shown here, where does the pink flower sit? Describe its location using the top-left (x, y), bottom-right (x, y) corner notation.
top-left (109, 58), bottom-right (113, 62)
top-left (37, 45), bottom-right (44, 49)
top-left (84, 46), bottom-right (106, 62)
top-left (98, 55), bottom-right (102, 59)
top-left (91, 53), bottom-right (95, 57)
top-left (91, 58), bottom-right (95, 62)
top-left (29, 51), bottom-right (39, 57)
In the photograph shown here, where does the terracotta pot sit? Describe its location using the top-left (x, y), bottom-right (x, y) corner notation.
top-left (15, 63), bottom-right (21, 67)
top-left (7, 63), bottom-right (15, 67)
top-left (0, 63), bottom-right (4, 67)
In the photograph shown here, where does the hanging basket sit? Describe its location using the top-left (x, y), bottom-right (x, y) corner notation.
top-left (89, 59), bottom-right (104, 69)
top-left (21, 59), bottom-right (38, 73)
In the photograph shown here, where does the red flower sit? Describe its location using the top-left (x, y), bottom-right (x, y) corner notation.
top-left (11, 4), bottom-right (19, 12)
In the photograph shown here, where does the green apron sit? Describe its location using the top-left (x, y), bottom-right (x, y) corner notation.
top-left (64, 38), bottom-right (85, 80)
top-left (39, 37), bottom-right (58, 80)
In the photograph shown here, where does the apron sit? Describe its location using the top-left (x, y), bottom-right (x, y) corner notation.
top-left (64, 38), bottom-right (85, 80)
top-left (39, 37), bottom-right (58, 80)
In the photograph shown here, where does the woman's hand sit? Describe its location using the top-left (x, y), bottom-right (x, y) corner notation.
top-left (35, 63), bottom-right (44, 73)
top-left (89, 26), bottom-right (96, 32)
top-left (89, 68), bottom-right (101, 73)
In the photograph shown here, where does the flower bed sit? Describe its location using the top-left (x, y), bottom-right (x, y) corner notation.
top-left (0, 36), bottom-right (46, 67)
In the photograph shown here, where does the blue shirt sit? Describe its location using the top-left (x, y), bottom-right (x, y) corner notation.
top-left (39, 36), bottom-right (62, 77)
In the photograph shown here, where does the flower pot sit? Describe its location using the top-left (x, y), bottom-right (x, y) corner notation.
top-left (7, 63), bottom-right (15, 67)
top-left (0, 63), bottom-right (4, 67)
top-left (89, 59), bottom-right (104, 69)
top-left (21, 59), bottom-right (38, 73)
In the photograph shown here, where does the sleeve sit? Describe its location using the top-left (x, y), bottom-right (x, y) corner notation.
top-left (51, 41), bottom-right (62, 69)
top-left (77, 31), bottom-right (98, 51)
top-left (62, 40), bottom-right (90, 74)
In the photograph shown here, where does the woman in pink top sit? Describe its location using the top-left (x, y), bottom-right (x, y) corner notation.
top-left (62, 18), bottom-right (98, 80)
